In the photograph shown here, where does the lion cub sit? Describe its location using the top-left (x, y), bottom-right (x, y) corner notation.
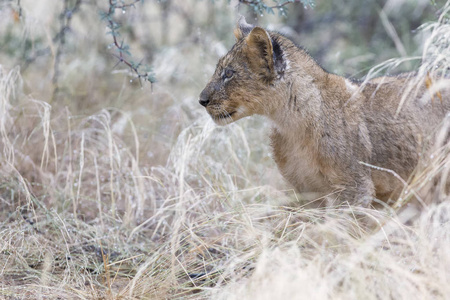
top-left (199, 18), bottom-right (449, 207)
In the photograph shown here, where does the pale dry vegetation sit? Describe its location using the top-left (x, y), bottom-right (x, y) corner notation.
top-left (0, 1), bottom-right (449, 299)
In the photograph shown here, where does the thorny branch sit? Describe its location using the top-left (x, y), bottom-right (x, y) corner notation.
top-left (239, 0), bottom-right (305, 9)
top-left (23, 0), bottom-right (154, 88)
top-left (105, 0), bottom-right (155, 85)
top-left (238, 0), bottom-right (314, 15)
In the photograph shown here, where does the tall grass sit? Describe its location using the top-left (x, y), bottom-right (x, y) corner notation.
top-left (0, 1), bottom-right (449, 299)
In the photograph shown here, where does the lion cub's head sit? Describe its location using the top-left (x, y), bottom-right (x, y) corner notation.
top-left (199, 18), bottom-right (286, 125)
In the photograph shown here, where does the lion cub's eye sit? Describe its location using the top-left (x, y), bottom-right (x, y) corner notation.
top-left (223, 69), bottom-right (234, 79)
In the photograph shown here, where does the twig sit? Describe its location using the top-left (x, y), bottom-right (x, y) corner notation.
top-left (105, 0), bottom-right (155, 86)
top-left (240, 0), bottom-right (307, 9)
top-left (52, 0), bottom-right (83, 101)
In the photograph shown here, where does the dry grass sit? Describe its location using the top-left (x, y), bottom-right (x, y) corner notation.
top-left (1, 1), bottom-right (450, 299)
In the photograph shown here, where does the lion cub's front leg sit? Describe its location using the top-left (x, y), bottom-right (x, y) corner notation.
top-left (326, 170), bottom-right (376, 208)
top-left (271, 128), bottom-right (376, 207)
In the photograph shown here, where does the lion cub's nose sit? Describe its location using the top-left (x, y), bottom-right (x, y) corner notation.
top-left (199, 98), bottom-right (210, 107)
top-left (199, 86), bottom-right (213, 107)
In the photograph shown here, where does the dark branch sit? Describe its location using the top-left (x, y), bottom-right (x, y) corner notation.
top-left (106, 0), bottom-right (155, 85)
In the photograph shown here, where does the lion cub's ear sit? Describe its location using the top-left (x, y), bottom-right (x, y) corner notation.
top-left (244, 27), bottom-right (275, 83)
top-left (234, 16), bottom-right (254, 40)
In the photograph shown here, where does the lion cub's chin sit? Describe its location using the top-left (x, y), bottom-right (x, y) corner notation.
top-left (209, 107), bottom-right (249, 126)
top-left (211, 114), bottom-right (237, 126)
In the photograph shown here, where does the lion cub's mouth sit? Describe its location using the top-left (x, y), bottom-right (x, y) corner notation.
top-left (217, 111), bottom-right (236, 119)
top-left (211, 111), bottom-right (236, 120)
top-left (208, 110), bottom-right (237, 125)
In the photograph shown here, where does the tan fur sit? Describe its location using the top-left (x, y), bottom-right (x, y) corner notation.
top-left (199, 18), bottom-right (450, 207)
